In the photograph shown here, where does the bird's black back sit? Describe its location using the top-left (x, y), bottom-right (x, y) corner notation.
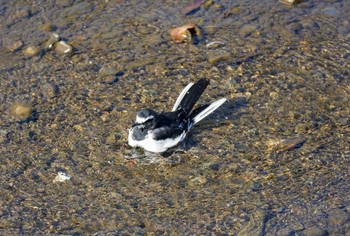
top-left (151, 111), bottom-right (189, 140)
top-left (176, 78), bottom-right (210, 115)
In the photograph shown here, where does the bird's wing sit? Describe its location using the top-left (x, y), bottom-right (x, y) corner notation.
top-left (151, 126), bottom-right (185, 141)
top-left (172, 82), bottom-right (194, 111)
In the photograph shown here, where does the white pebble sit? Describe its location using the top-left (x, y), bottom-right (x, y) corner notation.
top-left (53, 171), bottom-right (71, 183)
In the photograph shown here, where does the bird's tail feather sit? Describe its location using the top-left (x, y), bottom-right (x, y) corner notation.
top-left (175, 78), bottom-right (210, 114)
top-left (172, 82), bottom-right (194, 111)
top-left (190, 98), bottom-right (226, 125)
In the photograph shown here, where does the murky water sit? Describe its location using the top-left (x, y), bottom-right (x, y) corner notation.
top-left (1, 0), bottom-right (350, 234)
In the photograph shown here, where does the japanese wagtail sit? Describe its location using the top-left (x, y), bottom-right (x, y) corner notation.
top-left (128, 78), bottom-right (226, 153)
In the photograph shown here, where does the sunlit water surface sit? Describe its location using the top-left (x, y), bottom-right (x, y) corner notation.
top-left (0, 0), bottom-right (349, 234)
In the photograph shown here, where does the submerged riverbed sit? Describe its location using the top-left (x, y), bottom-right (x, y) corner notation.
top-left (1, 0), bottom-right (350, 234)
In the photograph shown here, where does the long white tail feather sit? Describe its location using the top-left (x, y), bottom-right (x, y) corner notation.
top-left (172, 82), bottom-right (194, 111)
top-left (193, 98), bottom-right (226, 124)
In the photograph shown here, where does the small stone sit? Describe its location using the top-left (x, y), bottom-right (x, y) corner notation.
top-left (239, 24), bottom-right (257, 37)
top-left (0, 130), bottom-right (8, 143)
top-left (10, 103), bottom-right (32, 121)
top-left (269, 91), bottom-right (279, 99)
top-left (271, 137), bottom-right (306, 154)
top-left (280, 0), bottom-right (304, 5)
top-left (190, 175), bottom-right (207, 185)
top-left (54, 41), bottom-right (73, 54)
top-left (44, 33), bottom-right (60, 50)
top-left (53, 172), bottom-right (71, 183)
top-left (214, 4), bottom-right (223, 10)
top-left (207, 50), bottom-right (230, 64)
top-left (73, 124), bottom-right (83, 132)
top-left (328, 209), bottom-right (349, 226)
top-left (106, 133), bottom-right (117, 145)
top-left (321, 7), bottom-right (340, 17)
top-left (23, 46), bottom-right (41, 57)
top-left (295, 123), bottom-right (308, 134)
top-left (291, 222), bottom-right (305, 231)
top-left (182, 1), bottom-right (204, 15)
top-left (42, 83), bottom-right (58, 98)
top-left (14, 8), bottom-right (31, 19)
top-left (303, 226), bottom-right (327, 236)
top-left (277, 228), bottom-right (294, 235)
top-left (202, 0), bottom-right (215, 9)
top-left (100, 112), bottom-right (110, 122)
top-left (345, 223), bottom-right (350, 235)
top-left (5, 40), bottom-right (24, 52)
top-left (41, 23), bottom-right (55, 32)
top-left (56, 0), bottom-right (74, 7)
top-left (99, 64), bottom-right (124, 77)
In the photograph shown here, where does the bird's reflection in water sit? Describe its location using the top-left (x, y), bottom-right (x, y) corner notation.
top-left (127, 144), bottom-right (191, 165)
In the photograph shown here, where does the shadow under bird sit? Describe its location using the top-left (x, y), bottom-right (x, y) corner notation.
top-left (128, 78), bottom-right (226, 153)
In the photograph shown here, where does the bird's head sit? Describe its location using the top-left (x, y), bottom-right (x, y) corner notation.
top-left (135, 108), bottom-right (157, 124)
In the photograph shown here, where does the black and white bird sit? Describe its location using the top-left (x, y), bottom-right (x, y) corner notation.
top-left (128, 78), bottom-right (226, 153)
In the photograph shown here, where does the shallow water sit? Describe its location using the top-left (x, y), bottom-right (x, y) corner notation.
top-left (1, 0), bottom-right (350, 234)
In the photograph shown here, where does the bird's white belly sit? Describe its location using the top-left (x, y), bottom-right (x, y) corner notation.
top-left (128, 128), bottom-right (186, 153)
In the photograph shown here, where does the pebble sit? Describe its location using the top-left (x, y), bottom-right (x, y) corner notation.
top-left (295, 123), bottom-right (308, 133)
top-left (23, 46), bottom-right (41, 57)
top-left (207, 50), bottom-right (230, 64)
top-left (42, 83), bottom-right (58, 98)
top-left (106, 132), bottom-right (117, 145)
top-left (276, 228), bottom-right (294, 235)
top-left (54, 41), bottom-right (73, 54)
top-left (10, 103), bottom-right (32, 121)
top-left (53, 171), bottom-right (71, 183)
top-left (239, 24), bottom-right (257, 37)
top-left (5, 40), bottom-right (24, 52)
top-left (0, 130), bottom-right (8, 143)
top-left (279, 0), bottom-right (303, 5)
top-left (41, 23), bottom-right (56, 32)
top-left (182, 0), bottom-right (204, 15)
top-left (268, 137), bottom-right (306, 153)
top-left (14, 8), bottom-right (31, 19)
top-left (328, 208), bottom-right (349, 226)
top-left (56, 0), bottom-right (75, 7)
top-left (321, 7), bottom-right (340, 17)
top-left (269, 91), bottom-right (279, 99)
top-left (99, 63), bottom-right (124, 77)
top-left (203, 0), bottom-right (215, 9)
top-left (44, 33), bottom-right (60, 50)
top-left (190, 175), bottom-right (207, 185)
top-left (238, 209), bottom-right (266, 236)
top-left (303, 226), bottom-right (327, 236)
top-left (345, 223), bottom-right (350, 235)
top-left (291, 222), bottom-right (305, 231)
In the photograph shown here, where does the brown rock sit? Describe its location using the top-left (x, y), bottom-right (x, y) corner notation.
top-left (170, 23), bottom-right (202, 44)
top-left (23, 46), bottom-right (41, 57)
top-left (5, 40), bottom-right (24, 52)
top-left (54, 41), bottom-right (73, 54)
top-left (10, 103), bottom-right (32, 121)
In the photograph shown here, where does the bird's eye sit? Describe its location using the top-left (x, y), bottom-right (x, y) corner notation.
top-left (138, 125), bottom-right (145, 132)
